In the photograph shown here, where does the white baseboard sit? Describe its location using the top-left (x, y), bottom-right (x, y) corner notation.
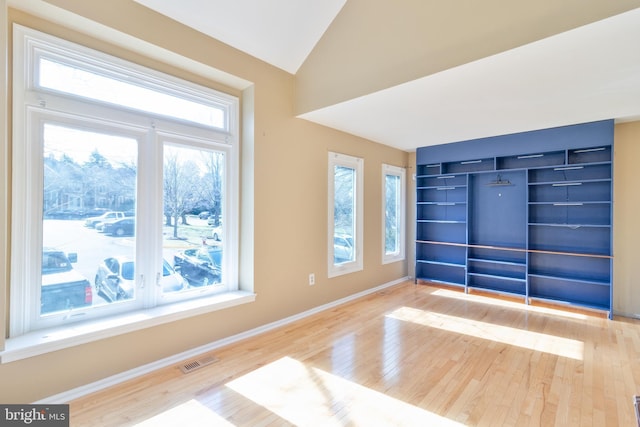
top-left (37, 277), bottom-right (408, 404)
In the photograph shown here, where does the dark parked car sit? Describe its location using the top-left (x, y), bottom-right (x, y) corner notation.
top-left (173, 246), bottom-right (222, 287)
top-left (101, 218), bottom-right (135, 236)
top-left (95, 257), bottom-right (187, 302)
top-left (41, 248), bottom-right (92, 314)
top-left (44, 209), bottom-right (85, 220)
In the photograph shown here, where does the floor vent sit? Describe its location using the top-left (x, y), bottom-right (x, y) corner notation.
top-left (179, 355), bottom-right (218, 374)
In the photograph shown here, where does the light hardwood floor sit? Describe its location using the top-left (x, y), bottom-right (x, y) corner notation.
top-left (71, 281), bottom-right (640, 426)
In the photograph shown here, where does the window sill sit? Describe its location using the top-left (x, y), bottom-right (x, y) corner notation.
top-left (328, 263), bottom-right (363, 278)
top-left (382, 255), bottom-right (406, 265)
top-left (0, 291), bottom-right (256, 364)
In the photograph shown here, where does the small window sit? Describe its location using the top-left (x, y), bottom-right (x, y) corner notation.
top-left (328, 152), bottom-right (363, 277)
top-left (382, 164), bottom-right (406, 264)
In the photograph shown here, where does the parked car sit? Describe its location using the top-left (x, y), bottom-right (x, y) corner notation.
top-left (95, 257), bottom-right (187, 302)
top-left (334, 234), bottom-right (354, 264)
top-left (44, 209), bottom-right (86, 220)
top-left (160, 260), bottom-right (189, 293)
top-left (85, 211), bottom-right (126, 228)
top-left (209, 225), bottom-right (223, 241)
top-left (173, 246), bottom-right (222, 287)
top-left (101, 218), bottom-right (135, 236)
top-left (198, 211), bottom-right (210, 219)
top-left (206, 217), bottom-right (222, 241)
top-left (82, 208), bottom-right (109, 218)
top-left (41, 248), bottom-right (92, 314)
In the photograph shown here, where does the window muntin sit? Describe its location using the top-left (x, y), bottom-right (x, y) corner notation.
top-left (382, 164), bottom-right (406, 264)
top-left (11, 25), bottom-right (239, 335)
top-left (328, 152), bottom-right (363, 278)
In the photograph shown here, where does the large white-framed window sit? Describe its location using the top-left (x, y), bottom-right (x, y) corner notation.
top-left (328, 152), bottom-right (363, 278)
top-left (10, 24), bottom-right (240, 337)
top-left (382, 164), bottom-right (406, 264)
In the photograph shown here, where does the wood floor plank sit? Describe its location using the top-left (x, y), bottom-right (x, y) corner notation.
top-left (70, 282), bottom-right (640, 426)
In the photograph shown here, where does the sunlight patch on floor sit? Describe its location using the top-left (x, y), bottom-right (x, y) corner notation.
top-left (226, 356), bottom-right (466, 427)
top-left (432, 288), bottom-right (589, 320)
top-left (133, 398), bottom-right (234, 426)
top-left (387, 306), bottom-right (584, 360)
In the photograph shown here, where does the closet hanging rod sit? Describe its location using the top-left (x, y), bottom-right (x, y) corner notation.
top-left (487, 174), bottom-right (512, 186)
top-left (518, 154), bottom-right (544, 159)
top-left (554, 166), bottom-right (584, 171)
top-left (552, 182), bottom-right (582, 187)
top-left (574, 147), bottom-right (605, 153)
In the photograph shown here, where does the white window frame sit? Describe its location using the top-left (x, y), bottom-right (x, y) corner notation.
top-left (9, 24), bottom-right (245, 341)
top-left (382, 164), bottom-right (406, 264)
top-left (328, 152), bottom-right (364, 278)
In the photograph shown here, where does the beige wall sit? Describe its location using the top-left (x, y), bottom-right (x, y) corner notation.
top-left (613, 121), bottom-right (640, 316)
top-left (0, 3), bottom-right (409, 403)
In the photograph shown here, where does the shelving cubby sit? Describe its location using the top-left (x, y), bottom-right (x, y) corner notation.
top-left (414, 248), bottom-right (467, 288)
top-left (416, 163), bottom-right (442, 177)
top-left (415, 173), bottom-right (468, 288)
top-left (526, 146), bottom-right (612, 312)
top-left (415, 119), bottom-right (614, 318)
top-left (496, 150), bottom-right (565, 170)
top-left (463, 169), bottom-right (528, 297)
top-left (467, 246), bottom-right (527, 296)
top-left (527, 252), bottom-right (611, 311)
top-left (443, 158), bottom-right (494, 174)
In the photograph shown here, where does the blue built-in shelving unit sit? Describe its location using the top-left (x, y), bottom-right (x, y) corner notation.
top-left (415, 120), bottom-right (614, 318)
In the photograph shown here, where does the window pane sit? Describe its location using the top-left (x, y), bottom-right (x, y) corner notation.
top-left (163, 144), bottom-right (225, 291)
top-left (334, 165), bottom-right (356, 264)
top-left (13, 26), bottom-right (240, 334)
top-left (42, 124), bottom-right (137, 314)
top-left (39, 58), bottom-right (226, 129)
top-left (385, 174), bottom-right (400, 255)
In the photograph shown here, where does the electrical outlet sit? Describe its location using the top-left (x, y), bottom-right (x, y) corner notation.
top-left (309, 273), bottom-right (315, 286)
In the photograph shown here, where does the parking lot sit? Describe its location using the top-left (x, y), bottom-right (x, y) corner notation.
top-left (42, 216), bottom-right (218, 305)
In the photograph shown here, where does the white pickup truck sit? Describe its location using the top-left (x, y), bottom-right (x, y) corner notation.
top-left (84, 211), bottom-right (126, 228)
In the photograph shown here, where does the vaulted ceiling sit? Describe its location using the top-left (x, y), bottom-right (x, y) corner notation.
top-left (14, 1), bottom-right (640, 151)
top-left (133, 0), bottom-right (640, 151)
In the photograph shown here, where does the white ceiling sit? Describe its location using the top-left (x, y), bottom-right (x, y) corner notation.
top-left (86, 3), bottom-right (640, 151)
top-left (300, 8), bottom-right (640, 151)
top-left (133, 0), bottom-right (347, 74)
